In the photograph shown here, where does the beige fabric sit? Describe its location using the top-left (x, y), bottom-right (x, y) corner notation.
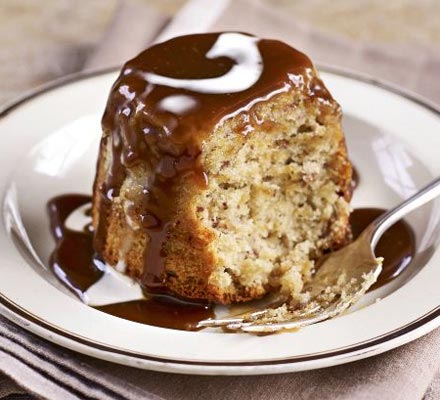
top-left (425, 370), bottom-right (440, 400)
top-left (0, 0), bottom-right (118, 105)
top-left (1, 0), bottom-right (440, 399)
top-left (209, 0), bottom-right (440, 104)
top-left (1, 312), bottom-right (440, 400)
top-left (84, 0), bottom-right (169, 70)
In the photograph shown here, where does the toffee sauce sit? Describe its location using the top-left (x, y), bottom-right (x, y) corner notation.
top-left (48, 194), bottom-right (214, 331)
top-left (45, 33), bottom-right (415, 329)
top-left (47, 196), bottom-right (415, 330)
top-left (351, 166), bottom-right (360, 191)
top-left (350, 207), bottom-right (415, 290)
top-left (95, 32), bottom-right (338, 290)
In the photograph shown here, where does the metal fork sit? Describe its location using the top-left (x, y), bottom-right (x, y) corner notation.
top-left (197, 176), bottom-right (440, 333)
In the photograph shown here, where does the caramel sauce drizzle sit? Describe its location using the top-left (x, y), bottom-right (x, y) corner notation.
top-left (45, 33), bottom-right (416, 329)
top-left (48, 194), bottom-right (214, 330)
top-left (46, 196), bottom-right (415, 329)
top-left (95, 32), bottom-right (335, 289)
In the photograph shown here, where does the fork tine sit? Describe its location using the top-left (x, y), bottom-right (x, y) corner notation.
top-left (196, 297), bottom-right (287, 328)
top-left (196, 307), bottom-right (276, 328)
top-left (199, 263), bottom-right (382, 332)
top-left (237, 299), bottom-right (348, 333)
top-left (224, 304), bottom-right (324, 331)
top-left (239, 312), bottom-right (330, 333)
top-left (234, 282), bottom-right (371, 333)
top-left (198, 302), bottom-right (323, 329)
top-left (197, 317), bottom-right (244, 328)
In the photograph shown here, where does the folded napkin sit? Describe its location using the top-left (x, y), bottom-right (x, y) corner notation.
top-left (1, 0), bottom-right (440, 399)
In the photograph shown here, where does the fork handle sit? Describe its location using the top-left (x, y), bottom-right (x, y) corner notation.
top-left (369, 176), bottom-right (440, 249)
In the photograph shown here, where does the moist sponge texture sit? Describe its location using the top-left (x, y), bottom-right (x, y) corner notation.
top-left (93, 87), bottom-right (352, 304)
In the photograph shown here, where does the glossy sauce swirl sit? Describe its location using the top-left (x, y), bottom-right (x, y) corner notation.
top-left (94, 32), bottom-right (335, 289)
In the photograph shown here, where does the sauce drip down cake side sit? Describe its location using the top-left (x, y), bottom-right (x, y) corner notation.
top-left (92, 32), bottom-right (353, 304)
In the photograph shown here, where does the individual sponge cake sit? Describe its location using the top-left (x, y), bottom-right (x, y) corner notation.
top-left (92, 32), bottom-right (352, 304)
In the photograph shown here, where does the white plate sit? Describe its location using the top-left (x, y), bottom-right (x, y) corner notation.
top-left (1, 68), bottom-right (440, 375)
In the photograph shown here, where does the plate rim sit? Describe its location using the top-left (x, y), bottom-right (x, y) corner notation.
top-left (1, 65), bottom-right (440, 374)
